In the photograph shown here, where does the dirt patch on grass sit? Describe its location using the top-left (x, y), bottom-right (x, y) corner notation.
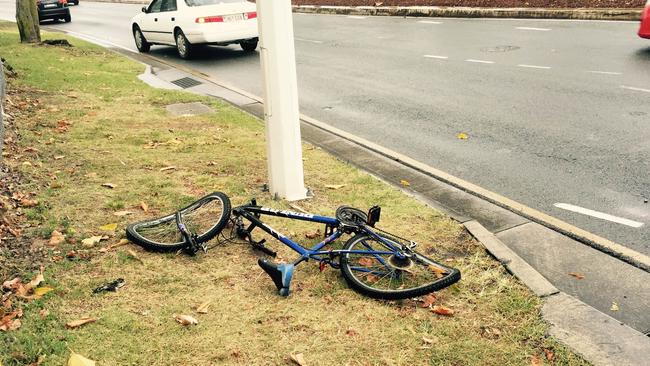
top-left (292, 0), bottom-right (645, 9)
top-left (0, 83), bottom-right (50, 280)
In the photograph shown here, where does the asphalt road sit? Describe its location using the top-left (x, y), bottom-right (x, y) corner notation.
top-left (2, 1), bottom-right (649, 256)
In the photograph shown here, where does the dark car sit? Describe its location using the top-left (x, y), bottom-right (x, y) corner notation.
top-left (37, 0), bottom-right (71, 23)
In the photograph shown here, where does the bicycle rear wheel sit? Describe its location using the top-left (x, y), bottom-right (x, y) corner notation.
top-left (126, 192), bottom-right (231, 252)
top-left (340, 234), bottom-right (460, 300)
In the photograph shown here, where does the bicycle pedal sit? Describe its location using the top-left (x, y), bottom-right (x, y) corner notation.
top-left (253, 243), bottom-right (277, 257)
top-left (258, 258), bottom-right (294, 297)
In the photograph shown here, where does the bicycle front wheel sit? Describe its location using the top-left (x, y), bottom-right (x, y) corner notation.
top-left (126, 192), bottom-right (231, 252)
top-left (340, 234), bottom-right (460, 300)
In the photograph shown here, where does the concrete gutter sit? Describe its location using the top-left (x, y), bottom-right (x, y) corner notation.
top-left (293, 5), bottom-right (642, 21)
top-left (464, 221), bottom-right (650, 366)
top-left (86, 1), bottom-right (642, 21)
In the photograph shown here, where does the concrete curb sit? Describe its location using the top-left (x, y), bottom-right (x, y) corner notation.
top-left (293, 5), bottom-right (642, 21)
top-left (463, 220), bottom-right (558, 297)
top-left (463, 220), bottom-right (650, 365)
top-left (84, 1), bottom-right (642, 21)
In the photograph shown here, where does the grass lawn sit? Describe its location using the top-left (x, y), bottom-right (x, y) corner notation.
top-left (0, 22), bottom-right (588, 365)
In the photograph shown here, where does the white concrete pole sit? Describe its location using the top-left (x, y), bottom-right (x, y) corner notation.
top-left (256, 0), bottom-right (308, 201)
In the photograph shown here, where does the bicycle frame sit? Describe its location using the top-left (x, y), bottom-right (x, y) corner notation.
top-left (232, 203), bottom-right (401, 269)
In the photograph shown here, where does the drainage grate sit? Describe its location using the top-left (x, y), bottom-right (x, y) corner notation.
top-left (171, 77), bottom-right (202, 89)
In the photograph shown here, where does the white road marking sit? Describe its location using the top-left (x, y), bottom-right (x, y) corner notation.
top-left (587, 70), bottom-right (622, 75)
top-left (516, 26), bottom-right (552, 31)
top-left (423, 55), bottom-right (448, 59)
top-left (295, 37), bottom-right (323, 44)
top-left (465, 59), bottom-right (494, 64)
top-left (554, 203), bottom-right (644, 228)
top-left (418, 20), bottom-right (443, 24)
top-left (621, 85), bottom-right (650, 93)
top-left (347, 16), bottom-right (366, 19)
top-left (517, 64), bottom-right (551, 69)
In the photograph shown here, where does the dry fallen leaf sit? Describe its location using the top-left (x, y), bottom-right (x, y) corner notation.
top-left (324, 184), bottom-right (346, 190)
top-left (24, 270), bottom-right (45, 293)
top-left (66, 317), bottom-right (98, 329)
top-left (113, 210), bottom-right (134, 217)
top-left (127, 249), bottom-right (144, 263)
top-left (544, 348), bottom-right (555, 362)
top-left (39, 309), bottom-right (50, 319)
top-left (431, 305), bottom-right (454, 316)
top-left (140, 202), bottom-right (149, 212)
top-left (456, 132), bottom-right (469, 140)
top-left (81, 236), bottom-right (104, 248)
top-left (610, 302), bottom-right (619, 311)
top-left (290, 353), bottom-right (306, 366)
top-left (3, 276), bottom-right (21, 290)
top-left (345, 328), bottom-right (358, 337)
top-left (429, 265), bottom-right (448, 279)
top-left (67, 351), bottom-right (96, 366)
top-left (99, 223), bottom-right (118, 232)
top-left (196, 301), bottom-right (211, 314)
top-left (400, 179), bottom-right (410, 187)
top-left (568, 272), bottom-right (585, 280)
top-left (33, 286), bottom-right (54, 298)
top-left (48, 230), bottom-right (66, 246)
top-left (358, 257), bottom-right (375, 267)
top-left (420, 294), bottom-right (437, 308)
top-left (20, 198), bottom-right (38, 207)
top-left (530, 354), bottom-right (542, 366)
top-left (173, 314), bottom-right (198, 326)
top-left (101, 183), bottom-right (115, 189)
top-left (0, 317), bottom-right (21, 331)
top-left (422, 336), bottom-right (436, 344)
top-left (304, 229), bottom-right (321, 239)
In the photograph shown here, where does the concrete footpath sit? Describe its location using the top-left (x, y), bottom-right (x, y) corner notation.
top-left (91, 0), bottom-right (643, 21)
top-left (127, 52), bottom-right (650, 365)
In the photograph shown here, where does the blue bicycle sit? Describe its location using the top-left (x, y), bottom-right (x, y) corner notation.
top-left (127, 192), bottom-right (461, 300)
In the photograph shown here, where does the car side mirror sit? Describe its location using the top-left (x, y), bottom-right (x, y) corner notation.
top-left (142, 6), bottom-right (148, 13)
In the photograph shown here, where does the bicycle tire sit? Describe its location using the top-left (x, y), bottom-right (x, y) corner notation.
top-left (126, 192), bottom-right (231, 252)
top-left (340, 234), bottom-right (460, 300)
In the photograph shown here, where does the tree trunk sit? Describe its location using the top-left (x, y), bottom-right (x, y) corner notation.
top-left (16, 0), bottom-right (41, 43)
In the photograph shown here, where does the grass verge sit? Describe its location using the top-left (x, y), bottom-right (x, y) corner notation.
top-left (0, 22), bottom-right (588, 365)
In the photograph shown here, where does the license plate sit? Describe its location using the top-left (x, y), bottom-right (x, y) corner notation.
top-left (223, 14), bottom-right (244, 22)
top-left (44, 3), bottom-right (57, 8)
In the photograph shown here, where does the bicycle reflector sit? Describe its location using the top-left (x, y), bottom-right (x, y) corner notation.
top-left (367, 206), bottom-right (381, 227)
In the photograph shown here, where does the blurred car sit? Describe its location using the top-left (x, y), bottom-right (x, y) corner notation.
top-left (131, 0), bottom-right (259, 59)
top-left (640, 0), bottom-right (650, 39)
top-left (37, 0), bottom-right (71, 23)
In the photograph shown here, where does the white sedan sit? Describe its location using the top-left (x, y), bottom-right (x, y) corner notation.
top-left (131, 0), bottom-right (258, 59)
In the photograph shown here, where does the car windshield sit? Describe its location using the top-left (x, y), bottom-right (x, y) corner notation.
top-left (184, 0), bottom-right (245, 6)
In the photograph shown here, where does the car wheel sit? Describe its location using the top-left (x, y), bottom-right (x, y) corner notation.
top-left (240, 39), bottom-right (258, 52)
top-left (133, 26), bottom-right (150, 53)
top-left (64, 14), bottom-right (71, 23)
top-left (175, 30), bottom-right (193, 59)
